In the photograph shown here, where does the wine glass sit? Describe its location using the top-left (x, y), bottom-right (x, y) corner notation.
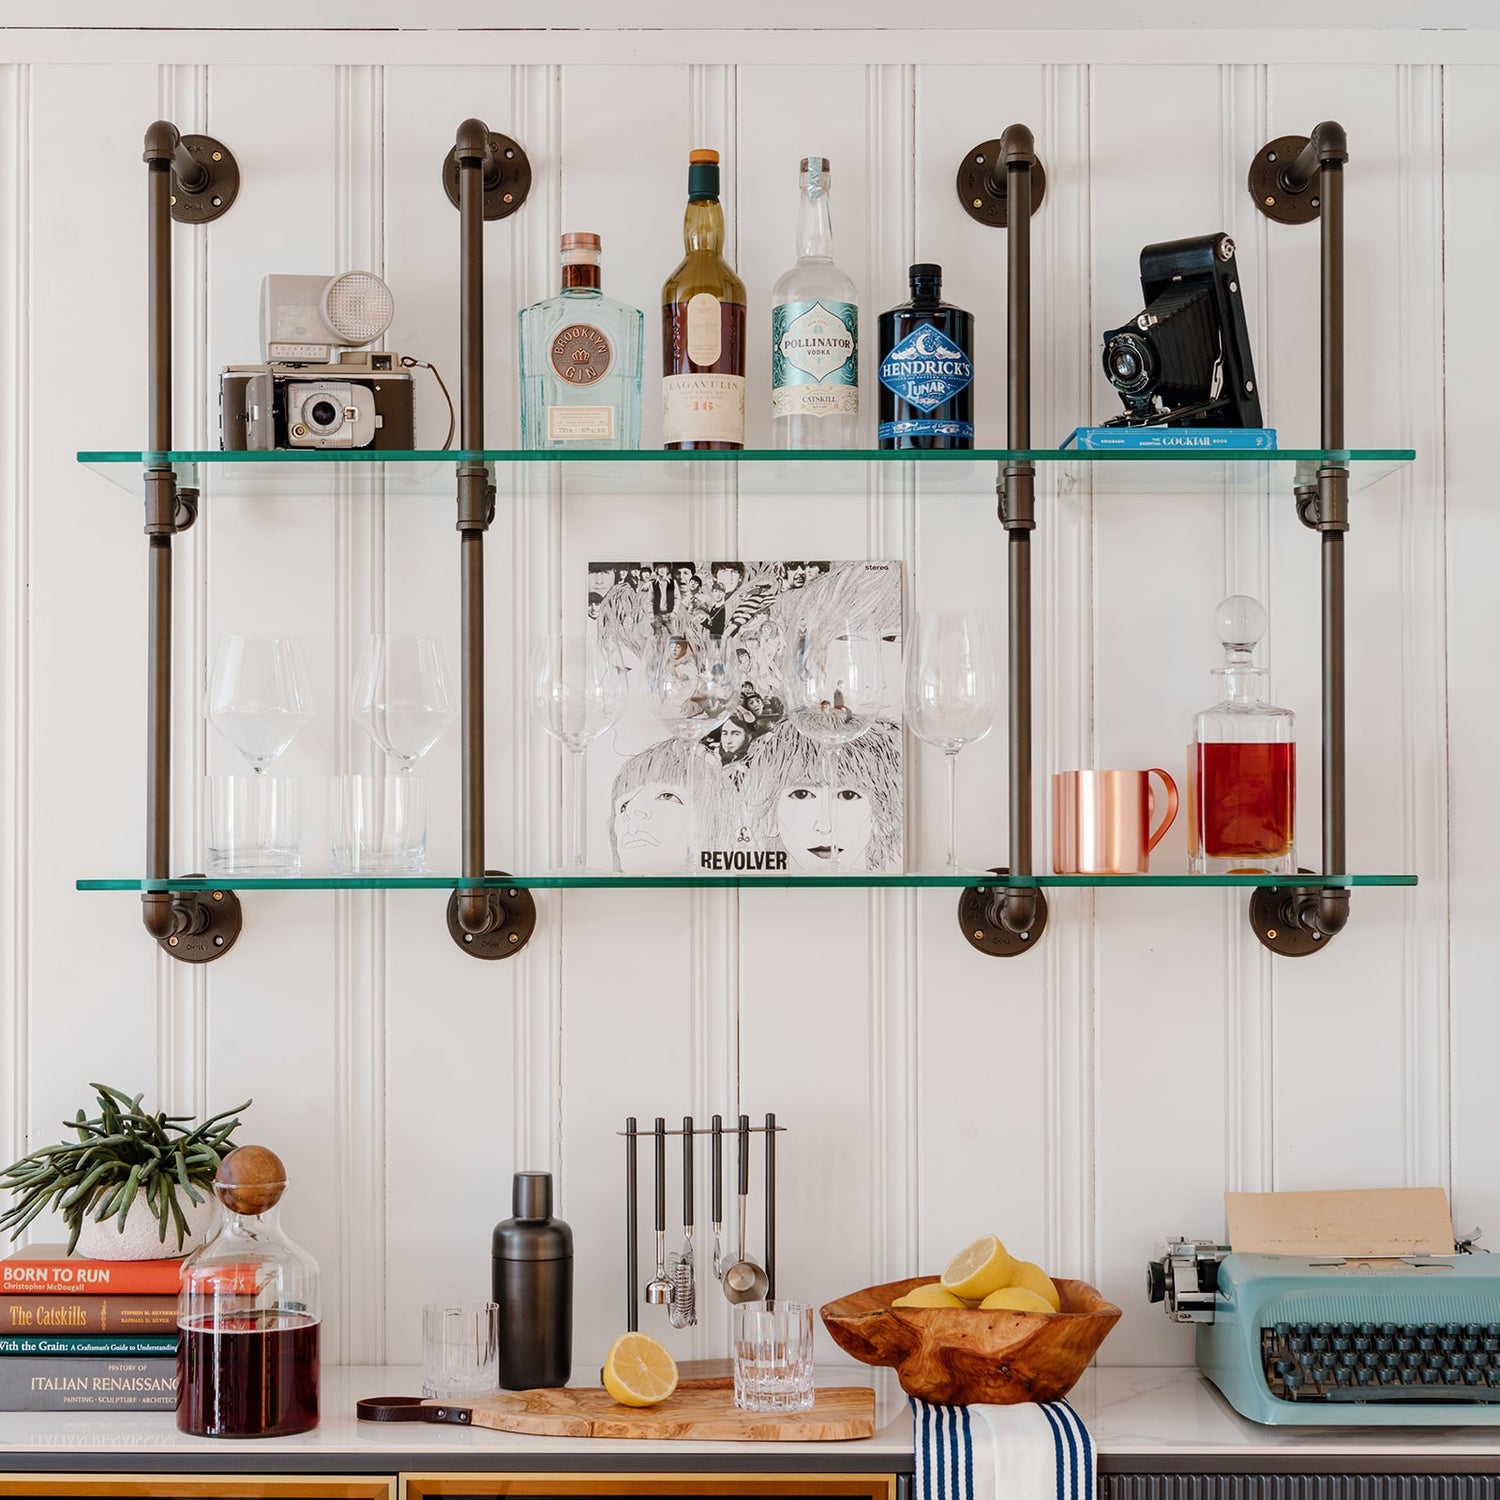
top-left (207, 636), bottom-right (315, 772)
top-left (903, 612), bottom-right (996, 874)
top-left (643, 626), bottom-right (739, 870)
top-left (350, 636), bottom-right (458, 770)
top-left (529, 633), bottom-right (628, 872)
top-left (781, 619), bottom-right (887, 875)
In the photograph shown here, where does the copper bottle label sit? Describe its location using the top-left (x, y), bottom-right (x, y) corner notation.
top-left (549, 322), bottom-right (614, 385)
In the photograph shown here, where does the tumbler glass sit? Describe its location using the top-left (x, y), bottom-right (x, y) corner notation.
top-left (205, 773), bottom-right (302, 876)
top-left (732, 1299), bottom-right (815, 1412)
top-left (421, 1300), bottom-right (499, 1399)
top-left (330, 773), bottom-right (427, 875)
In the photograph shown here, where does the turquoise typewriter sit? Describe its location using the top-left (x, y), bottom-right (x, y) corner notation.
top-left (1148, 1232), bottom-right (1500, 1425)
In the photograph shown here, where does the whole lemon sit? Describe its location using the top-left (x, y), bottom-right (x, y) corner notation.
top-left (1007, 1259), bottom-right (1062, 1312)
top-left (978, 1285), bottom-right (1055, 1314)
top-left (892, 1284), bottom-right (966, 1309)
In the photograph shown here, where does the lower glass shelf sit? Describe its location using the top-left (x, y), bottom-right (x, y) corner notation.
top-left (77, 872), bottom-right (1419, 892)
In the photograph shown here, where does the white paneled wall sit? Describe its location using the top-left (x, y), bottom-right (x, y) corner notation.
top-left (0, 25), bottom-right (1489, 1375)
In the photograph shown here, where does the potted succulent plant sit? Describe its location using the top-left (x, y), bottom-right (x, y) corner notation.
top-left (0, 1083), bottom-right (250, 1259)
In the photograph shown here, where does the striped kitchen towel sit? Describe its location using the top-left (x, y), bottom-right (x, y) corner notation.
top-left (911, 1397), bottom-right (1096, 1500)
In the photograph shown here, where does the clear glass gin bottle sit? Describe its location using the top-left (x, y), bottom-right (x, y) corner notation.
top-left (771, 156), bottom-right (859, 449)
top-left (1188, 595), bottom-right (1297, 875)
top-left (519, 232), bottom-right (643, 449)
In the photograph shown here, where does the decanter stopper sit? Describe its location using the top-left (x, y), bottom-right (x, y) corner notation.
top-left (1214, 594), bottom-right (1267, 658)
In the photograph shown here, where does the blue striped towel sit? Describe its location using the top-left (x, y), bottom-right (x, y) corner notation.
top-left (911, 1397), bottom-right (1095, 1500)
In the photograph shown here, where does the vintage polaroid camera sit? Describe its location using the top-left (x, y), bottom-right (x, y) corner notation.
top-left (1100, 233), bottom-right (1262, 428)
top-left (220, 272), bottom-right (415, 450)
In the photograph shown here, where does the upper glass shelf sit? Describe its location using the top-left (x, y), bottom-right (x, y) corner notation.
top-left (77, 872), bottom-right (1418, 893)
top-left (76, 447), bottom-right (1416, 499)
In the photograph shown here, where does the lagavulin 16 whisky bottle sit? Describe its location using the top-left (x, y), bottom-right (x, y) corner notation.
top-left (518, 232), bottom-right (643, 449)
top-left (1188, 595), bottom-right (1296, 875)
top-left (876, 263), bottom-right (974, 449)
top-left (770, 155), bottom-right (858, 449)
top-left (662, 148), bottom-right (747, 450)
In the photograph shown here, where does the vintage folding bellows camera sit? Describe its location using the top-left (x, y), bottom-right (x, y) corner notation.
top-left (1100, 233), bottom-right (1262, 428)
top-left (220, 272), bottom-right (415, 450)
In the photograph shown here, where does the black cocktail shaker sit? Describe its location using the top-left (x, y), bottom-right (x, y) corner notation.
top-left (491, 1170), bottom-right (573, 1389)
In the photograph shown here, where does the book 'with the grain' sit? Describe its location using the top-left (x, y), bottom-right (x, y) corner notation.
top-left (0, 1334), bottom-right (178, 1356)
top-left (0, 1354), bottom-right (177, 1410)
top-left (0, 1243), bottom-right (185, 1295)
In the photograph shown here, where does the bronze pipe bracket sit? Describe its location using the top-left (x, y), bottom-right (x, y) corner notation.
top-left (956, 130), bottom-right (1047, 228)
top-left (445, 877), bottom-right (537, 959)
top-left (141, 886), bottom-right (243, 962)
top-left (959, 874), bottom-right (1049, 958)
top-left (1249, 883), bottom-right (1349, 957)
top-left (1248, 122), bottom-right (1346, 227)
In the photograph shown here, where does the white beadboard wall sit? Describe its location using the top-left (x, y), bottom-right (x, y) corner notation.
top-left (0, 19), bottom-right (1493, 1376)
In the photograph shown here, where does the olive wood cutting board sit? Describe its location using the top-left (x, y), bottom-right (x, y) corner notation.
top-left (450, 1377), bottom-right (875, 1442)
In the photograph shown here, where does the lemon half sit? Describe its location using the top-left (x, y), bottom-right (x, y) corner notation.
top-left (601, 1331), bottom-right (679, 1407)
top-left (939, 1234), bottom-right (1015, 1302)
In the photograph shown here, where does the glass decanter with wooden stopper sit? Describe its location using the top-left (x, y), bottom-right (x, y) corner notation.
top-left (1188, 595), bottom-right (1297, 875)
top-left (177, 1144), bottom-right (320, 1437)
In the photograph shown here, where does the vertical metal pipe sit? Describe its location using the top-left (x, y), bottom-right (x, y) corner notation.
top-left (457, 135), bottom-right (488, 917)
top-left (1321, 158), bottom-right (1346, 877)
top-left (1007, 152), bottom-right (1034, 881)
top-left (145, 148), bottom-right (174, 912)
top-left (625, 1117), bottom-right (638, 1333)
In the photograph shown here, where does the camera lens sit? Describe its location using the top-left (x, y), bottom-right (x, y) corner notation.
top-left (309, 399), bottom-right (339, 429)
top-left (1103, 332), bottom-right (1153, 395)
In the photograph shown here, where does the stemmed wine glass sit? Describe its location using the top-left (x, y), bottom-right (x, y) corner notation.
top-left (206, 636), bottom-right (315, 875)
top-left (781, 619), bottom-right (887, 875)
top-left (643, 626), bottom-right (739, 870)
top-left (529, 633), bottom-right (628, 872)
top-left (350, 636), bottom-right (459, 770)
top-left (208, 636), bottom-right (315, 773)
top-left (903, 612), bottom-right (996, 874)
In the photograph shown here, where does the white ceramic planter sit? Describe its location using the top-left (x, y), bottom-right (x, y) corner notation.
top-left (74, 1189), bottom-right (219, 1261)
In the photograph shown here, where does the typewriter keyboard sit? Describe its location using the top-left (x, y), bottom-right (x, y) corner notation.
top-left (1263, 1320), bottom-right (1500, 1402)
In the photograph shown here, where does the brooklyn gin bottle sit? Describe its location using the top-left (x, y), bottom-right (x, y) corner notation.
top-left (1188, 595), bottom-right (1296, 875)
top-left (662, 149), bottom-right (747, 450)
top-left (519, 232), bottom-right (643, 449)
top-left (770, 156), bottom-right (858, 449)
top-left (877, 264), bottom-right (974, 449)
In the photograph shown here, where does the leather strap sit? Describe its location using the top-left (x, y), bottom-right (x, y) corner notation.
top-left (356, 1395), bottom-right (473, 1426)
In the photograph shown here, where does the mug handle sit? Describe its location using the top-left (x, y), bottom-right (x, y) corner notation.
top-left (1146, 769), bottom-right (1180, 853)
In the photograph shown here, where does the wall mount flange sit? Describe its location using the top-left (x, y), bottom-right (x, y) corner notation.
top-left (168, 135), bottom-right (239, 224)
top-left (147, 884), bottom-right (242, 963)
top-left (956, 142), bottom-right (1046, 228)
top-left (1248, 135), bottom-right (1321, 226)
top-left (1248, 880), bottom-right (1347, 957)
top-left (442, 133), bottom-right (531, 220)
top-left (958, 871), bottom-right (1049, 957)
top-left (446, 874), bottom-right (537, 959)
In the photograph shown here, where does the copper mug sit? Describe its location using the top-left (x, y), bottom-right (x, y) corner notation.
top-left (1052, 769), bottom-right (1179, 875)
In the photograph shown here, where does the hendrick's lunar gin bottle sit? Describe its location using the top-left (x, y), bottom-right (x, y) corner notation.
top-left (876, 263), bottom-right (974, 449)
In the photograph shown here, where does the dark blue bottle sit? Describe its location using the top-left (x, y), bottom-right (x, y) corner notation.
top-left (877, 263), bottom-right (974, 449)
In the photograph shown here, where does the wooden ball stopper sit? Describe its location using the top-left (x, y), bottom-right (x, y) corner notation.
top-left (214, 1144), bottom-right (287, 1216)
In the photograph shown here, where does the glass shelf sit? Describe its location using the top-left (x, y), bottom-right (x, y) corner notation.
top-left (76, 447), bottom-right (1416, 499)
top-left (77, 872), bottom-right (1418, 893)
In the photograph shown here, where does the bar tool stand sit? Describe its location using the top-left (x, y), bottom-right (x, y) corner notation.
top-left (622, 1114), bottom-right (783, 1334)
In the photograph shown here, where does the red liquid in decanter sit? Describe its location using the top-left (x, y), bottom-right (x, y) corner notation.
top-left (178, 1311), bottom-right (319, 1438)
top-left (1195, 741), bottom-right (1295, 862)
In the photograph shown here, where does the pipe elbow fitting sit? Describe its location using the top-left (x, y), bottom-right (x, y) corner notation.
top-left (1310, 120), bottom-right (1349, 165)
top-left (455, 889), bottom-right (495, 935)
top-left (140, 891), bottom-right (178, 940)
top-left (454, 118), bottom-right (492, 163)
top-left (1000, 123), bottom-right (1036, 166)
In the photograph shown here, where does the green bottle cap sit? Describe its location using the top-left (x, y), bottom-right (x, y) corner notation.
top-left (688, 147), bottom-right (720, 202)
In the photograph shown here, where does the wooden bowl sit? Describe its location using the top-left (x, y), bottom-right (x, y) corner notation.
top-left (820, 1275), bottom-right (1121, 1406)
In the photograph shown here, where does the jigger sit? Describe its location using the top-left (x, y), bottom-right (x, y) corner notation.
top-left (645, 1117), bottom-right (673, 1307)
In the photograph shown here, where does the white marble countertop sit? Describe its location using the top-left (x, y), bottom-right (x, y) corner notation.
top-left (4, 1366), bottom-right (1500, 1466)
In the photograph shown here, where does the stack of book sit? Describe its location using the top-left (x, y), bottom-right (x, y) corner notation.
top-left (0, 1243), bottom-right (180, 1410)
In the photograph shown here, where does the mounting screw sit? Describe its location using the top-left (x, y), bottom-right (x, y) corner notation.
top-left (212, 890), bottom-right (223, 901)
top-left (1267, 928), bottom-right (1279, 939)
top-left (508, 932), bottom-right (520, 944)
top-left (1268, 150), bottom-right (1278, 162)
top-left (213, 935), bottom-right (224, 947)
top-left (974, 929), bottom-right (985, 940)
top-left (1311, 196), bottom-right (1321, 208)
top-left (212, 150), bottom-right (222, 161)
top-left (168, 935), bottom-right (179, 946)
top-left (1264, 196), bottom-right (1276, 206)
top-left (464, 933), bottom-right (474, 943)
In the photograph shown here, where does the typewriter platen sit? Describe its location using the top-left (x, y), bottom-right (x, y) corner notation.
top-left (1149, 1236), bottom-right (1500, 1425)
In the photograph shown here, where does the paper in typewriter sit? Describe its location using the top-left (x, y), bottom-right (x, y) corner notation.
top-left (1226, 1187), bottom-right (1454, 1258)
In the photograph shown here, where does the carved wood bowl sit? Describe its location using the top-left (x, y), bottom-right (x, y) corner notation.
top-left (820, 1275), bottom-right (1122, 1406)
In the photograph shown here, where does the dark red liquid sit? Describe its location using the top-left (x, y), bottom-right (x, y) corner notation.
top-left (1195, 741), bottom-right (1295, 860)
top-left (177, 1311), bottom-right (319, 1437)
